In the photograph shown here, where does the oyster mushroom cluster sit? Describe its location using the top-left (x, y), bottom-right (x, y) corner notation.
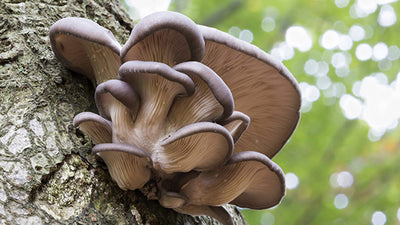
top-left (49, 11), bottom-right (300, 225)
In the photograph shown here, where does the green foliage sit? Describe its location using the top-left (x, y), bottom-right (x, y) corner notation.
top-left (170, 0), bottom-right (400, 224)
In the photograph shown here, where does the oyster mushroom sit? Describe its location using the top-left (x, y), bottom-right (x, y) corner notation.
top-left (199, 25), bottom-right (301, 158)
top-left (50, 11), bottom-right (301, 225)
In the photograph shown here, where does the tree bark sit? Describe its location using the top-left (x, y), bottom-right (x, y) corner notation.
top-left (0, 0), bottom-right (247, 224)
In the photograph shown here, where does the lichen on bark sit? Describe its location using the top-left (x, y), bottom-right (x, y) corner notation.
top-left (0, 0), bottom-right (247, 224)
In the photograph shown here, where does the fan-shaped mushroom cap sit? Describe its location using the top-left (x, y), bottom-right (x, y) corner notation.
top-left (49, 17), bottom-right (121, 85)
top-left (199, 25), bottom-right (301, 158)
top-left (121, 11), bottom-right (205, 65)
top-left (73, 112), bottom-right (112, 144)
top-left (156, 122), bottom-right (234, 173)
top-left (179, 151), bottom-right (285, 209)
top-left (167, 61), bottom-right (234, 129)
top-left (95, 79), bottom-right (139, 121)
top-left (93, 143), bottom-right (152, 190)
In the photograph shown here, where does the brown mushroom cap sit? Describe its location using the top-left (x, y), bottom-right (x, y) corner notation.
top-left (73, 112), bottom-right (112, 144)
top-left (120, 11), bottom-right (205, 65)
top-left (49, 17), bottom-right (121, 85)
top-left (167, 61), bottom-right (234, 129)
top-left (199, 25), bottom-right (301, 158)
top-left (92, 143), bottom-right (152, 190)
top-left (179, 151), bottom-right (285, 209)
top-left (156, 122), bottom-right (234, 173)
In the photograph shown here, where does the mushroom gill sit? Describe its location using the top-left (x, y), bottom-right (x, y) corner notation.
top-left (49, 17), bottom-right (121, 85)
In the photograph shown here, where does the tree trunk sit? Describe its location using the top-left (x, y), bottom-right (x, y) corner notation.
top-left (0, 0), bottom-right (247, 224)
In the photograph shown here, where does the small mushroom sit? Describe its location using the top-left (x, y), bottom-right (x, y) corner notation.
top-left (199, 25), bottom-right (301, 158)
top-left (49, 17), bottom-right (121, 85)
top-left (73, 112), bottom-right (112, 144)
top-left (95, 79), bottom-right (139, 121)
top-left (93, 143), bottom-right (152, 190)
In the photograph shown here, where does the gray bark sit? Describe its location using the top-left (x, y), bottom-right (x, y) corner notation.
top-left (0, 0), bottom-right (247, 224)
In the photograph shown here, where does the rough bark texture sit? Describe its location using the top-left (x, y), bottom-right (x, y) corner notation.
top-left (0, 0), bottom-right (247, 224)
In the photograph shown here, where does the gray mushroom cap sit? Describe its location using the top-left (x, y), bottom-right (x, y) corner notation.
top-left (49, 17), bottom-right (121, 85)
top-left (73, 112), bottom-right (112, 144)
top-left (199, 25), bottom-right (301, 158)
top-left (179, 151), bottom-right (286, 209)
top-left (95, 79), bottom-right (140, 121)
top-left (121, 11), bottom-right (205, 65)
top-left (173, 61), bottom-right (234, 122)
top-left (92, 143), bottom-right (152, 190)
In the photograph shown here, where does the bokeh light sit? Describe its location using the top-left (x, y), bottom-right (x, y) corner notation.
top-left (261, 17), bottom-right (276, 32)
top-left (372, 42), bottom-right (389, 61)
top-left (378, 4), bottom-right (397, 27)
top-left (334, 194), bottom-right (349, 209)
top-left (397, 208), bottom-right (400, 221)
top-left (340, 94), bottom-right (363, 120)
top-left (285, 26), bottom-right (313, 52)
top-left (371, 211), bottom-right (387, 225)
top-left (285, 173), bottom-right (300, 190)
top-left (320, 30), bottom-right (340, 50)
top-left (349, 25), bottom-right (366, 41)
top-left (355, 43), bottom-right (372, 61)
top-left (335, 0), bottom-right (350, 8)
top-left (239, 29), bottom-right (254, 43)
top-left (260, 212), bottom-right (275, 225)
top-left (125, 0), bottom-right (170, 19)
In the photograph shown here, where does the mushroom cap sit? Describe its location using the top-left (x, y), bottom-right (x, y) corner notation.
top-left (73, 112), bottom-right (112, 144)
top-left (157, 122), bottom-right (234, 173)
top-left (92, 143), bottom-right (152, 190)
top-left (95, 79), bottom-right (140, 121)
top-left (199, 25), bottom-right (301, 158)
top-left (49, 17), bottom-right (121, 85)
top-left (121, 11), bottom-right (205, 65)
top-left (118, 60), bottom-right (195, 96)
top-left (179, 151), bottom-right (285, 209)
top-left (172, 61), bottom-right (234, 122)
